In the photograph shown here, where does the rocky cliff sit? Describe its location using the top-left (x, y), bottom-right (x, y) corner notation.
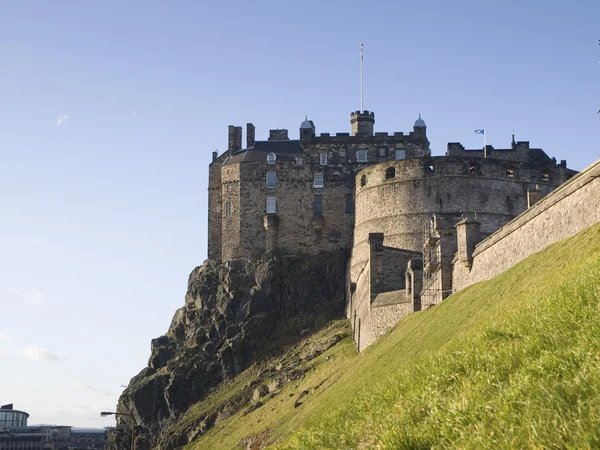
top-left (110, 250), bottom-right (347, 449)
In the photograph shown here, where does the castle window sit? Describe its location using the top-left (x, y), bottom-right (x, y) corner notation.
top-left (506, 167), bottom-right (515, 178)
top-left (360, 175), bottom-right (367, 187)
top-left (320, 152), bottom-right (328, 165)
top-left (295, 156), bottom-right (304, 165)
top-left (357, 150), bottom-right (368, 163)
top-left (267, 153), bottom-right (276, 164)
top-left (266, 171), bottom-right (277, 189)
top-left (226, 184), bottom-right (232, 192)
top-left (469, 163), bottom-right (477, 175)
top-left (378, 147), bottom-right (387, 158)
top-left (313, 194), bottom-right (323, 214)
top-left (395, 149), bottom-right (406, 160)
top-left (385, 167), bottom-right (395, 179)
top-left (313, 173), bottom-right (324, 188)
top-left (541, 170), bottom-right (551, 182)
top-left (266, 196), bottom-right (277, 214)
top-left (339, 147), bottom-right (346, 158)
top-left (225, 201), bottom-right (232, 217)
top-left (345, 193), bottom-right (355, 213)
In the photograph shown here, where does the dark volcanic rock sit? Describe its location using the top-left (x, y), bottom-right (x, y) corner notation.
top-left (111, 250), bottom-right (346, 450)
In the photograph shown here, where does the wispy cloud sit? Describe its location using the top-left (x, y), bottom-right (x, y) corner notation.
top-left (56, 114), bottom-right (71, 127)
top-left (72, 381), bottom-right (99, 392)
top-left (22, 346), bottom-right (61, 362)
top-left (8, 288), bottom-right (44, 306)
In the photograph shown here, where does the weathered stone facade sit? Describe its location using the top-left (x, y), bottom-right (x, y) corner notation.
top-left (452, 158), bottom-right (600, 292)
top-left (208, 112), bottom-right (431, 261)
top-left (207, 109), bottom-right (578, 351)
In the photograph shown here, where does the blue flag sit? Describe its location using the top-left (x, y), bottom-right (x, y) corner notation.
top-left (474, 129), bottom-right (485, 135)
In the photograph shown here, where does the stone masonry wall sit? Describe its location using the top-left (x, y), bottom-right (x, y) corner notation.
top-left (351, 157), bottom-right (567, 280)
top-left (453, 158), bottom-right (600, 292)
top-left (233, 161), bottom-right (355, 259)
top-left (221, 164), bottom-right (241, 261)
top-left (350, 157), bottom-right (566, 282)
top-left (370, 297), bottom-right (413, 343)
top-left (208, 156), bottom-right (224, 261)
top-left (352, 262), bottom-right (370, 351)
top-left (217, 125), bottom-right (430, 261)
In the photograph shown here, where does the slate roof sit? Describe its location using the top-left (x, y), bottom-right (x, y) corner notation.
top-left (223, 140), bottom-right (304, 165)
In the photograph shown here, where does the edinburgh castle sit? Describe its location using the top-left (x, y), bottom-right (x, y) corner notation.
top-left (207, 109), bottom-right (578, 350)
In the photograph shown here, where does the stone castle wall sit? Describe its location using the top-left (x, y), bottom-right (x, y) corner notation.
top-left (453, 158), bottom-right (600, 291)
top-left (215, 125), bottom-right (430, 261)
top-left (223, 161), bottom-right (355, 260)
top-left (351, 156), bottom-right (567, 282)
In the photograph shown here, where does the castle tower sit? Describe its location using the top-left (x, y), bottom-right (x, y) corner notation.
top-left (299, 116), bottom-right (315, 141)
top-left (350, 110), bottom-right (375, 136)
top-left (413, 114), bottom-right (426, 138)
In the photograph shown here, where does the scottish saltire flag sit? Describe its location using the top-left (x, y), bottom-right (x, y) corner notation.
top-left (474, 128), bottom-right (485, 135)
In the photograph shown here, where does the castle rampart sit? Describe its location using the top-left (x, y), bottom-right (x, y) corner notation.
top-left (350, 155), bottom-right (570, 282)
top-left (452, 158), bottom-right (600, 292)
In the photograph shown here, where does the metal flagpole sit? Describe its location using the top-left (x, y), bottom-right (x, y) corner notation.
top-left (360, 43), bottom-right (364, 113)
top-left (483, 127), bottom-right (487, 158)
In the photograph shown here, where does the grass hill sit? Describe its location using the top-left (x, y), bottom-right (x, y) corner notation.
top-left (175, 222), bottom-right (600, 449)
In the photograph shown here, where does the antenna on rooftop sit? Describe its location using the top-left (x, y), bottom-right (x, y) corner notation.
top-left (360, 43), bottom-right (364, 113)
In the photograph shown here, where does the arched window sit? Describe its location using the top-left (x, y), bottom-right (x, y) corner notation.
top-left (360, 175), bottom-right (367, 187)
top-left (267, 153), bottom-right (276, 164)
top-left (385, 167), bottom-right (395, 179)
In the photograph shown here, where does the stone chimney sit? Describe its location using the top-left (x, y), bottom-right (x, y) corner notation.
top-left (268, 129), bottom-right (289, 140)
top-left (247, 123), bottom-right (255, 148)
top-left (228, 125), bottom-right (242, 151)
top-left (456, 218), bottom-right (481, 268)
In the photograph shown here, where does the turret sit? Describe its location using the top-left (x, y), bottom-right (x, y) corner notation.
top-left (350, 110), bottom-right (375, 136)
top-left (413, 113), bottom-right (426, 137)
top-left (299, 116), bottom-right (316, 141)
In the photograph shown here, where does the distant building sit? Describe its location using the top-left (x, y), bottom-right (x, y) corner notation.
top-left (0, 404), bottom-right (105, 450)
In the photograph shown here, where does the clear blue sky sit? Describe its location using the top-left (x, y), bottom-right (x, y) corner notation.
top-left (0, 0), bottom-right (598, 427)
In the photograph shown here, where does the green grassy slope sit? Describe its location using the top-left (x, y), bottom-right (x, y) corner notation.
top-left (186, 222), bottom-right (600, 449)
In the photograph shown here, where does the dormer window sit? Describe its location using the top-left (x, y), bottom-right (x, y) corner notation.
top-left (320, 152), bottom-right (328, 165)
top-left (267, 153), bottom-right (276, 164)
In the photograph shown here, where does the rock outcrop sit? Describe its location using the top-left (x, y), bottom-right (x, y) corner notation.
top-left (111, 250), bottom-right (346, 449)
